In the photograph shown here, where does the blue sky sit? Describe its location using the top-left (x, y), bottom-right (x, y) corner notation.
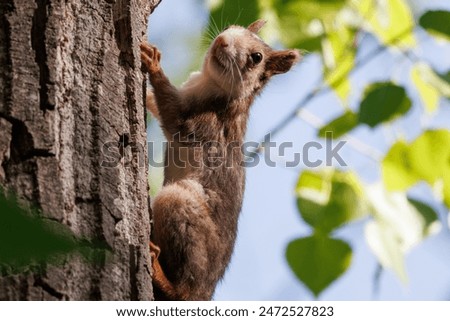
top-left (147, 0), bottom-right (450, 300)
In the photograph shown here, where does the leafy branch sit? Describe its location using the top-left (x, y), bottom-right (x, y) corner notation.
top-left (251, 26), bottom-right (415, 156)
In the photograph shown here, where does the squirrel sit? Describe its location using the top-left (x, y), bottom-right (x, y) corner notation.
top-left (141, 19), bottom-right (301, 300)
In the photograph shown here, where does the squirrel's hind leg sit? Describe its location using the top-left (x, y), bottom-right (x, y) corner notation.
top-left (151, 179), bottom-right (221, 301)
top-left (150, 241), bottom-right (188, 300)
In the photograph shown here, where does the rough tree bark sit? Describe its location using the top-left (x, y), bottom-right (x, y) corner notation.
top-left (0, 0), bottom-right (160, 300)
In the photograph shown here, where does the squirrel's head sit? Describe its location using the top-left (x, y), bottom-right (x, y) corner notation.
top-left (204, 19), bottom-right (301, 99)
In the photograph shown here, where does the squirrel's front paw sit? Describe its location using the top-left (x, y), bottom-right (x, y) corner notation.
top-left (141, 42), bottom-right (161, 74)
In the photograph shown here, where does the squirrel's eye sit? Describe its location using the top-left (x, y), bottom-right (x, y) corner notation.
top-left (250, 52), bottom-right (263, 64)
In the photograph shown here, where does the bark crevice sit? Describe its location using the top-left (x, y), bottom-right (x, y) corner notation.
top-left (129, 244), bottom-right (139, 300)
top-left (34, 276), bottom-right (64, 300)
top-left (0, 2), bottom-right (13, 115)
top-left (31, 0), bottom-right (53, 111)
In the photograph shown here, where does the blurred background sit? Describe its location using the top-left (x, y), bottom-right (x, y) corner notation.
top-left (147, 0), bottom-right (450, 300)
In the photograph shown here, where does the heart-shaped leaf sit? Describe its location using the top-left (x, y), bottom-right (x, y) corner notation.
top-left (296, 169), bottom-right (367, 234)
top-left (364, 184), bottom-right (441, 282)
top-left (383, 130), bottom-right (450, 193)
top-left (286, 234), bottom-right (352, 297)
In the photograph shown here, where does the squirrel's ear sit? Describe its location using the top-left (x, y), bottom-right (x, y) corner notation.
top-left (266, 49), bottom-right (301, 75)
top-left (247, 19), bottom-right (266, 34)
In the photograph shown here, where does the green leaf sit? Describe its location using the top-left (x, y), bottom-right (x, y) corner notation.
top-left (407, 198), bottom-right (440, 236)
top-left (205, 0), bottom-right (260, 39)
top-left (444, 168), bottom-right (450, 208)
top-left (323, 25), bottom-right (357, 101)
top-left (294, 36), bottom-right (323, 53)
top-left (419, 10), bottom-right (450, 41)
top-left (351, 0), bottom-right (415, 47)
top-left (273, 0), bottom-right (347, 50)
top-left (286, 234), bottom-right (352, 297)
top-left (408, 130), bottom-right (450, 184)
top-left (273, 0), bottom-right (354, 100)
top-left (382, 129), bottom-right (450, 210)
top-left (358, 82), bottom-right (412, 127)
top-left (318, 110), bottom-right (358, 138)
top-left (382, 130), bottom-right (450, 192)
top-left (439, 70), bottom-right (450, 84)
top-left (296, 169), bottom-right (367, 234)
top-left (364, 184), bottom-right (441, 282)
top-left (382, 140), bottom-right (419, 190)
top-left (0, 190), bottom-right (109, 275)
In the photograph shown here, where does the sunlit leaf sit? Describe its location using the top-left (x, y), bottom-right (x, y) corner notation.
top-left (382, 140), bottom-right (419, 190)
top-left (366, 184), bottom-right (440, 251)
top-left (412, 64), bottom-right (441, 113)
top-left (409, 130), bottom-right (450, 184)
top-left (412, 63), bottom-right (450, 112)
top-left (351, 0), bottom-right (415, 47)
top-left (324, 25), bottom-right (357, 101)
top-left (272, 0), bottom-right (355, 100)
top-left (0, 190), bottom-right (109, 275)
top-left (444, 168), bottom-right (450, 208)
top-left (382, 130), bottom-right (450, 192)
top-left (296, 169), bottom-right (367, 233)
top-left (365, 184), bottom-right (441, 282)
top-left (365, 220), bottom-right (407, 282)
top-left (358, 82), bottom-right (412, 127)
top-left (286, 234), bottom-right (352, 297)
top-left (318, 110), bottom-right (358, 138)
top-left (419, 10), bottom-right (450, 41)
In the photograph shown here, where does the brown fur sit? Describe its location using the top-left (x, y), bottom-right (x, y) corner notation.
top-left (141, 20), bottom-right (300, 300)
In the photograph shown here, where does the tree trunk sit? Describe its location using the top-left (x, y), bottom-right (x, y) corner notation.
top-left (0, 0), bottom-right (159, 300)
